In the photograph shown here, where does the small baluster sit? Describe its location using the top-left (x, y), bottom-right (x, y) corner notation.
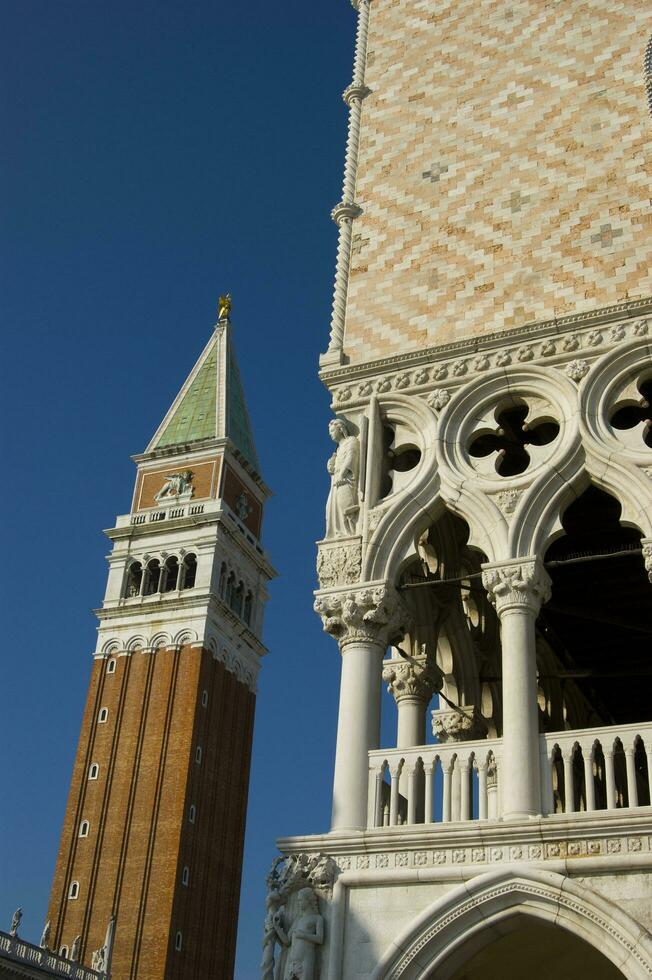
top-left (424, 763), bottom-right (434, 824)
top-left (563, 751), bottom-right (575, 814)
top-left (382, 803), bottom-right (389, 827)
top-left (604, 749), bottom-right (616, 809)
top-left (389, 770), bottom-right (400, 826)
top-left (583, 750), bottom-right (596, 812)
top-left (477, 763), bottom-right (488, 820)
top-left (460, 761), bottom-right (471, 820)
top-left (374, 772), bottom-right (384, 828)
top-left (625, 748), bottom-right (639, 808)
top-left (442, 763), bottom-right (453, 823)
top-left (407, 767), bottom-right (417, 825)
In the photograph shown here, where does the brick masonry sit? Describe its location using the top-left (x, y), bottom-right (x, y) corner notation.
top-left (343, 0), bottom-right (652, 363)
top-left (47, 648), bottom-right (255, 980)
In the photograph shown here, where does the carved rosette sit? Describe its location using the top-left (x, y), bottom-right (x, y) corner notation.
top-left (382, 655), bottom-right (443, 704)
top-left (316, 539), bottom-right (362, 588)
top-left (431, 705), bottom-right (488, 742)
top-left (482, 558), bottom-right (551, 616)
top-left (314, 584), bottom-right (411, 650)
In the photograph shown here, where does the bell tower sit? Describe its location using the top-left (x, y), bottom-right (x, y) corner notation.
top-left (47, 300), bottom-right (274, 979)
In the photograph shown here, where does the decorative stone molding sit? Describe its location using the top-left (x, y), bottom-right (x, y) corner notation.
top-left (320, 301), bottom-right (652, 401)
top-left (314, 584), bottom-right (410, 649)
top-left (565, 358), bottom-right (590, 381)
top-left (323, 0), bottom-right (371, 361)
top-left (431, 705), bottom-right (488, 742)
top-left (482, 558), bottom-right (552, 615)
top-left (316, 538), bottom-right (362, 588)
top-left (382, 654), bottom-right (443, 704)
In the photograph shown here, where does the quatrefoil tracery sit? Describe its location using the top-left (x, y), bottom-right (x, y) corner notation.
top-left (610, 377), bottom-right (652, 451)
top-left (468, 401), bottom-right (560, 477)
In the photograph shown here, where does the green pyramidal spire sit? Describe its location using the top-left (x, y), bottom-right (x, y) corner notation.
top-left (147, 308), bottom-right (260, 474)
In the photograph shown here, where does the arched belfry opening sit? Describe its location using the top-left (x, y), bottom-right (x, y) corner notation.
top-left (446, 917), bottom-right (625, 980)
top-left (540, 484), bottom-right (652, 727)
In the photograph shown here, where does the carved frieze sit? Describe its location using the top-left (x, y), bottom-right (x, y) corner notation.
top-left (316, 539), bottom-right (362, 588)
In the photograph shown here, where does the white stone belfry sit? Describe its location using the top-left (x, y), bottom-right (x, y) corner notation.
top-left (267, 2), bottom-right (652, 979)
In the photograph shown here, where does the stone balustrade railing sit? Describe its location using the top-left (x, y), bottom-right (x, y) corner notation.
top-left (541, 721), bottom-right (652, 816)
top-left (367, 738), bottom-right (503, 829)
top-left (367, 721), bottom-right (652, 831)
top-left (0, 932), bottom-right (104, 978)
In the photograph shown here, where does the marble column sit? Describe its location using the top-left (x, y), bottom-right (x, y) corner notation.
top-left (314, 585), bottom-right (410, 832)
top-left (382, 653), bottom-right (442, 749)
top-left (482, 557), bottom-right (551, 820)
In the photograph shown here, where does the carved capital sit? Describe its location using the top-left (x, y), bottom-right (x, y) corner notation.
top-left (314, 584), bottom-right (410, 650)
top-left (482, 558), bottom-right (551, 616)
top-left (343, 82), bottom-right (371, 107)
top-left (431, 705), bottom-right (488, 742)
top-left (316, 538), bottom-right (362, 588)
top-left (382, 654), bottom-right (443, 704)
top-left (266, 851), bottom-right (337, 902)
top-left (331, 201), bottom-right (363, 226)
top-left (642, 539), bottom-right (652, 584)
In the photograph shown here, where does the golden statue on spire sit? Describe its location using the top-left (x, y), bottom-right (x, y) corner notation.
top-left (218, 293), bottom-right (232, 321)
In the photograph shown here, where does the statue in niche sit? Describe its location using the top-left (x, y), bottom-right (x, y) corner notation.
top-left (40, 920), bottom-right (50, 949)
top-left (155, 470), bottom-right (193, 502)
top-left (9, 908), bottom-right (22, 937)
top-left (275, 887), bottom-right (324, 980)
top-left (325, 418), bottom-right (359, 538)
top-left (235, 492), bottom-right (253, 522)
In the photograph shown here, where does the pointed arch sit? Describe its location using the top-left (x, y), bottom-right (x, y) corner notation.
top-left (371, 868), bottom-right (652, 980)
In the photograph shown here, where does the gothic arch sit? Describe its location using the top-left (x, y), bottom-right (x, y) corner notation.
top-left (370, 868), bottom-right (652, 980)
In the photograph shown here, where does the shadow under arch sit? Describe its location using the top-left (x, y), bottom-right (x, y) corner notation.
top-left (539, 483), bottom-right (652, 726)
top-left (370, 867), bottom-right (652, 980)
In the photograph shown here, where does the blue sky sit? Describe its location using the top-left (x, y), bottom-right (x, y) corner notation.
top-left (1, 2), bottom-right (363, 976)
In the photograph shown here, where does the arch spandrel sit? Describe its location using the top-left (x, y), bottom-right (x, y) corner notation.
top-left (370, 868), bottom-right (652, 980)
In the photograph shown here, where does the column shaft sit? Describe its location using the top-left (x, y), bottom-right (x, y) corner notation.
top-left (331, 640), bottom-right (384, 831)
top-left (500, 605), bottom-right (541, 818)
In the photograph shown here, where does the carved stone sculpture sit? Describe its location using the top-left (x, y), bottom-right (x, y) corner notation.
top-left (383, 654), bottom-right (443, 704)
top-left (70, 935), bottom-right (81, 962)
top-left (314, 585), bottom-right (410, 650)
top-left (155, 470), bottom-right (194, 502)
top-left (9, 907), bottom-right (22, 937)
top-left (275, 887), bottom-right (324, 980)
top-left (325, 418), bottom-right (359, 538)
top-left (432, 705), bottom-right (488, 742)
top-left (39, 920), bottom-right (50, 950)
top-left (316, 541), bottom-right (362, 588)
top-left (261, 892), bottom-right (283, 980)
